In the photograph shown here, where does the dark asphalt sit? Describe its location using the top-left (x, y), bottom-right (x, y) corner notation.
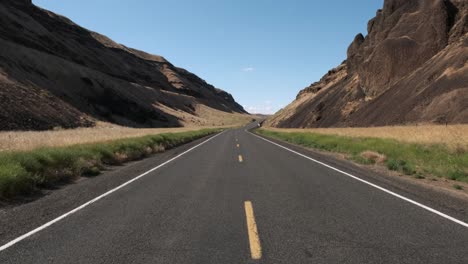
top-left (0, 124), bottom-right (467, 263)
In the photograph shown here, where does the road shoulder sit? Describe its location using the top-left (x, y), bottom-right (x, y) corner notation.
top-left (251, 130), bottom-right (468, 223)
top-left (0, 134), bottom-right (217, 246)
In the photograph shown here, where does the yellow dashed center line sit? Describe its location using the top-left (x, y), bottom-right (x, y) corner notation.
top-left (237, 144), bottom-right (240, 148)
top-left (238, 155), bottom-right (243, 162)
top-left (244, 201), bottom-right (262, 260)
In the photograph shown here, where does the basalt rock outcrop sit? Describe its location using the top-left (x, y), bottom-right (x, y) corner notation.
top-left (267, 0), bottom-right (468, 128)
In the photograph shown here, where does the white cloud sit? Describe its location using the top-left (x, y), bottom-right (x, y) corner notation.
top-left (242, 67), bottom-right (255, 72)
top-left (243, 100), bottom-right (278, 115)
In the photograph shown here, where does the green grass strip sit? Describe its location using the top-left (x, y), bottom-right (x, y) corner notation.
top-left (0, 129), bottom-right (221, 199)
top-left (257, 129), bottom-right (468, 183)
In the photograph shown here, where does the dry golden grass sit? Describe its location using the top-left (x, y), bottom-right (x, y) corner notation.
top-left (0, 122), bottom-right (233, 152)
top-left (189, 104), bottom-right (256, 127)
top-left (155, 103), bottom-right (255, 127)
top-left (265, 124), bottom-right (468, 150)
top-left (0, 102), bottom-right (256, 152)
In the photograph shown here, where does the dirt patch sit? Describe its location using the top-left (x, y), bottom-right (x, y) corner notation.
top-left (360, 151), bottom-right (387, 164)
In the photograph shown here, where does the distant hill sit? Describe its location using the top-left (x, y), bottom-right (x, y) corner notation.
top-left (267, 0), bottom-right (467, 128)
top-left (0, 0), bottom-right (247, 131)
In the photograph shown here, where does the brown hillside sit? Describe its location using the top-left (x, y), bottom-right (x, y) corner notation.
top-left (0, 0), bottom-right (246, 131)
top-left (266, 0), bottom-right (467, 128)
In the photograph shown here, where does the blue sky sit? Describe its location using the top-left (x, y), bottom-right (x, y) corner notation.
top-left (33, 0), bottom-right (383, 114)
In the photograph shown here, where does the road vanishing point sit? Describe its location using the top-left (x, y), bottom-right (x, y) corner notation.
top-left (0, 123), bottom-right (467, 264)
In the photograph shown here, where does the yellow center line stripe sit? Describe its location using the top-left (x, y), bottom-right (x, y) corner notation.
top-left (244, 201), bottom-right (262, 260)
top-left (237, 144), bottom-right (240, 148)
top-left (238, 155), bottom-right (243, 162)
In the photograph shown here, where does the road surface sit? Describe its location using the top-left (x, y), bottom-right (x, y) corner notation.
top-left (0, 124), bottom-right (467, 263)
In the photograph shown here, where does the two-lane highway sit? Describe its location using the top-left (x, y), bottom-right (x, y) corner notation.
top-left (0, 125), bottom-right (467, 263)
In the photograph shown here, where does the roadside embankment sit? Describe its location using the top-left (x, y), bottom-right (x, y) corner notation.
top-left (0, 123), bottom-right (230, 152)
top-left (263, 125), bottom-right (468, 151)
top-left (0, 129), bottom-right (221, 199)
top-left (256, 128), bottom-right (468, 188)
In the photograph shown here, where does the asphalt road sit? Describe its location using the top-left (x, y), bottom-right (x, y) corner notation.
top-left (0, 124), bottom-right (467, 263)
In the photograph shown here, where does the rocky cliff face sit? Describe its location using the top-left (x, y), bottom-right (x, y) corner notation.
top-left (267, 0), bottom-right (468, 128)
top-left (0, 1), bottom-right (246, 131)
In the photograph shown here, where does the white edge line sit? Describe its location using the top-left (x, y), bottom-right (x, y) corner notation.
top-left (249, 131), bottom-right (468, 228)
top-left (0, 130), bottom-right (226, 252)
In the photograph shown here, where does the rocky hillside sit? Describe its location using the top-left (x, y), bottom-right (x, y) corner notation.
top-left (267, 0), bottom-right (467, 128)
top-left (0, 0), bottom-right (246, 131)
